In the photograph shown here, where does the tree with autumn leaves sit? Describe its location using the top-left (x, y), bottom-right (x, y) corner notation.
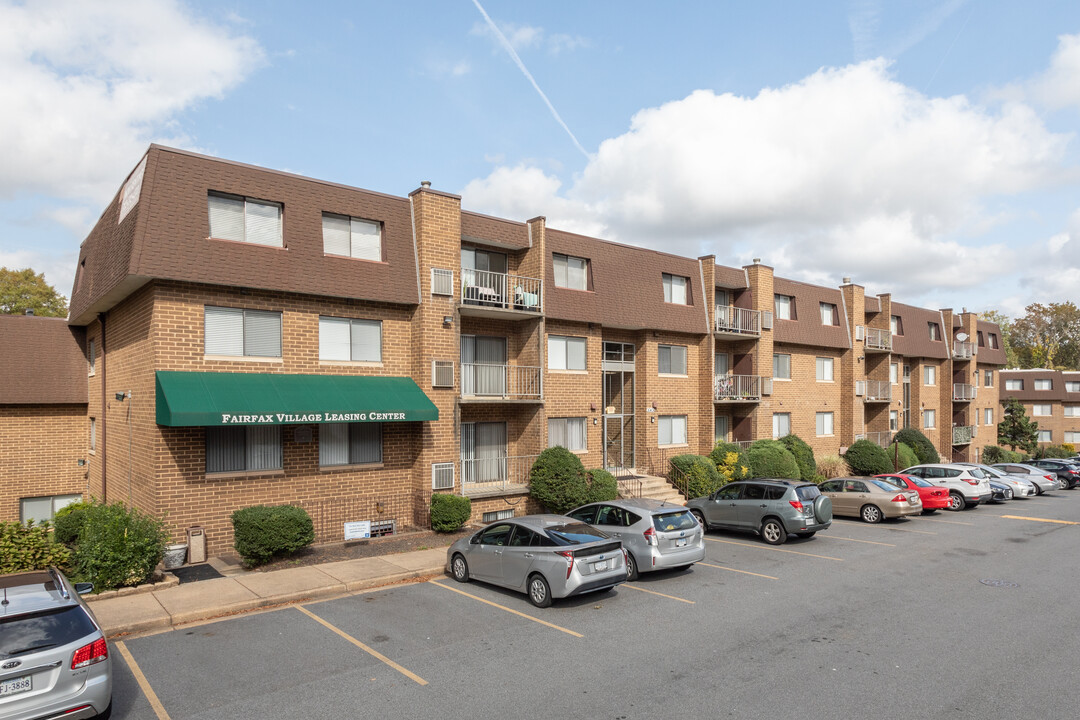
top-left (0, 267), bottom-right (69, 317)
top-left (983, 302), bottom-right (1080, 370)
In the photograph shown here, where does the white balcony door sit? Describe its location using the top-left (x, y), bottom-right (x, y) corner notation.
top-left (461, 421), bottom-right (507, 484)
top-left (461, 335), bottom-right (507, 395)
top-left (715, 353), bottom-right (730, 376)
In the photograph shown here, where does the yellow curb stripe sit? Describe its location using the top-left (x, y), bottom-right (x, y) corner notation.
top-left (822, 535), bottom-right (896, 547)
top-left (704, 537), bottom-right (843, 561)
top-left (115, 641), bottom-right (172, 720)
top-left (1001, 515), bottom-right (1080, 525)
top-left (623, 583), bottom-right (695, 604)
top-left (429, 581), bottom-right (583, 637)
top-left (295, 606), bottom-right (428, 685)
top-left (698, 562), bottom-right (778, 580)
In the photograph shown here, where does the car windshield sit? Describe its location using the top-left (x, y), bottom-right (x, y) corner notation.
top-left (871, 479), bottom-right (900, 492)
top-left (652, 511), bottom-right (698, 532)
top-left (544, 522), bottom-right (608, 545)
top-left (795, 485), bottom-right (821, 501)
top-left (0, 605), bottom-right (96, 659)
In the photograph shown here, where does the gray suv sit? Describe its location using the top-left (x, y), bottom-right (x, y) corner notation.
top-left (686, 480), bottom-right (833, 545)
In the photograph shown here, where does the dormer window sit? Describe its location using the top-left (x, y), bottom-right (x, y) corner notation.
top-left (820, 302), bottom-right (838, 326)
top-left (554, 254), bottom-right (588, 290)
top-left (323, 213), bottom-right (382, 261)
top-left (208, 192), bottom-right (282, 247)
top-left (891, 315), bottom-right (903, 335)
top-left (1034, 379), bottom-right (1052, 391)
top-left (989, 333), bottom-right (999, 349)
top-left (928, 323), bottom-right (941, 341)
top-left (977, 331), bottom-right (985, 347)
top-left (662, 274), bottom-right (688, 305)
top-left (774, 295), bottom-right (794, 320)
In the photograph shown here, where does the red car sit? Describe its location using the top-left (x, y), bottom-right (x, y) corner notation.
top-left (876, 474), bottom-right (951, 514)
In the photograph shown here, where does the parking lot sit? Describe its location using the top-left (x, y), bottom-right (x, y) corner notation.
top-left (108, 492), bottom-right (1080, 720)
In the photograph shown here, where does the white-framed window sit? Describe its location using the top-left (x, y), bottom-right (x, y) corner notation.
top-left (1065, 431), bottom-right (1080, 444)
top-left (924, 365), bottom-right (937, 386)
top-left (815, 412), bottom-right (834, 436)
top-left (1005, 379), bottom-right (1022, 391)
top-left (482, 509), bottom-right (515, 522)
top-left (204, 307), bottom-right (282, 358)
top-left (319, 317), bottom-right (381, 362)
top-left (1034, 379), bottom-right (1053, 391)
top-left (928, 323), bottom-right (941, 341)
top-left (1038, 429), bottom-right (1052, 443)
top-left (816, 357), bottom-right (834, 382)
top-left (20, 494), bottom-right (81, 525)
top-left (662, 274), bottom-right (688, 304)
top-left (922, 409), bottom-right (936, 429)
top-left (548, 335), bottom-right (586, 371)
top-left (715, 415), bottom-right (729, 443)
top-left (659, 415), bottom-right (688, 445)
top-left (208, 192), bottom-right (282, 247)
top-left (989, 333), bottom-right (999, 349)
top-left (87, 339), bottom-right (95, 375)
top-left (548, 418), bottom-right (587, 451)
top-left (820, 302), bottom-right (838, 326)
top-left (1067, 381), bottom-right (1080, 393)
top-left (773, 354), bottom-right (791, 380)
top-left (772, 412), bottom-right (791, 439)
top-left (1033, 403), bottom-right (1052, 417)
top-left (89, 418), bottom-right (96, 451)
top-left (774, 295), bottom-right (793, 320)
top-left (984, 408), bottom-right (993, 425)
top-left (985, 370), bottom-right (994, 388)
top-left (319, 423), bottom-right (382, 466)
top-left (889, 410), bottom-right (898, 431)
top-left (890, 315), bottom-right (902, 335)
top-left (1065, 405), bottom-right (1080, 417)
top-left (658, 345), bottom-right (688, 375)
top-left (206, 426), bottom-right (282, 473)
top-left (554, 254), bottom-right (588, 290)
top-left (890, 363), bottom-right (898, 384)
top-left (322, 213), bottom-right (381, 261)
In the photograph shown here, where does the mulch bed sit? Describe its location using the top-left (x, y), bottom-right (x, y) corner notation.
top-left (251, 526), bottom-right (476, 573)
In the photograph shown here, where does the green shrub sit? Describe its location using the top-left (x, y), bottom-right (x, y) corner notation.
top-left (779, 434), bottom-right (815, 481)
top-left (982, 445), bottom-right (1023, 464)
top-left (745, 440), bottom-right (800, 479)
top-left (1037, 444), bottom-right (1073, 459)
top-left (816, 455), bottom-right (850, 480)
top-left (53, 501), bottom-right (91, 546)
top-left (709, 443), bottom-right (750, 482)
top-left (670, 454), bottom-right (723, 500)
top-left (893, 428), bottom-right (940, 464)
top-left (231, 504), bottom-right (315, 567)
top-left (0, 521), bottom-right (72, 574)
top-left (843, 440), bottom-right (893, 476)
top-left (430, 494), bottom-right (471, 532)
top-left (529, 447), bottom-right (590, 513)
top-left (585, 468), bottom-right (619, 503)
top-left (885, 442), bottom-right (919, 472)
top-left (74, 502), bottom-right (168, 589)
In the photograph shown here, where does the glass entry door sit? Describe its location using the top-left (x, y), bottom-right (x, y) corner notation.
top-left (603, 342), bottom-right (635, 471)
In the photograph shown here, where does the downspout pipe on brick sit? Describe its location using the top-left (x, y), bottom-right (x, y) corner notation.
top-left (98, 312), bottom-right (107, 503)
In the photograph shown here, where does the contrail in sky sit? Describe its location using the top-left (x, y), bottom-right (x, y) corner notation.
top-left (471, 0), bottom-right (591, 160)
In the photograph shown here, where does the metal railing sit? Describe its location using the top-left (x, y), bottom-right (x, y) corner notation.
top-left (714, 374), bottom-right (763, 401)
top-left (714, 306), bottom-right (762, 336)
top-left (460, 363), bottom-right (542, 399)
top-left (615, 470), bottom-right (643, 499)
top-left (730, 439), bottom-right (755, 449)
top-left (953, 341), bottom-right (975, 359)
top-left (461, 269), bottom-right (543, 312)
top-left (461, 454), bottom-right (539, 494)
top-left (865, 327), bottom-right (891, 351)
top-left (952, 425), bottom-right (975, 445)
top-left (864, 380), bottom-right (892, 402)
top-left (855, 431), bottom-right (893, 448)
top-left (953, 383), bottom-right (977, 401)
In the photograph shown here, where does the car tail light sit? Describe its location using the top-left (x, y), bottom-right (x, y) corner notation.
top-left (622, 547), bottom-right (630, 570)
top-left (556, 550), bottom-right (574, 579)
top-left (1046, 475), bottom-right (1057, 482)
top-left (789, 500), bottom-right (804, 511)
top-left (71, 637), bottom-right (108, 669)
top-left (643, 526), bottom-right (659, 546)
top-left (962, 478), bottom-right (979, 485)
top-left (891, 494), bottom-right (908, 503)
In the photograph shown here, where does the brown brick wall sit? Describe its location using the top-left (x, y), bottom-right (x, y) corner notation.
top-left (0, 405), bottom-right (89, 522)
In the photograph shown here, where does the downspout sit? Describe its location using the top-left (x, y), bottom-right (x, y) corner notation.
top-left (98, 312), bottom-right (107, 503)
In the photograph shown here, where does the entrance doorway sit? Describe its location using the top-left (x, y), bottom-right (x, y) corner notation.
top-left (602, 342), bottom-right (635, 471)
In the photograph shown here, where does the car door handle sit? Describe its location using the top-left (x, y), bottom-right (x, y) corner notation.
top-left (523, 553), bottom-right (533, 558)
top-left (612, 532), bottom-right (621, 537)
top-left (493, 549), bottom-right (502, 554)
top-left (759, 504), bottom-right (767, 508)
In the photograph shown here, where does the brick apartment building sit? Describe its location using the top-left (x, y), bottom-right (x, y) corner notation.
top-left (999, 369), bottom-right (1080, 448)
top-left (0, 145), bottom-right (1008, 553)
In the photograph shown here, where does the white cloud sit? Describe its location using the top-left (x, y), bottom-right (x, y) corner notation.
top-left (0, 247), bottom-right (78, 302)
top-left (0, 0), bottom-right (264, 205)
top-left (470, 19), bottom-right (588, 56)
top-left (1031, 33), bottom-right (1080, 111)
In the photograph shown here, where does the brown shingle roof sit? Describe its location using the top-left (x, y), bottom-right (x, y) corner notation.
top-left (772, 277), bottom-right (850, 349)
top-left (999, 369), bottom-right (1067, 401)
top-left (0, 316), bottom-right (87, 404)
top-left (545, 229), bottom-right (709, 333)
top-left (890, 302), bottom-right (948, 359)
top-left (714, 264), bottom-right (748, 290)
top-left (976, 320), bottom-right (1007, 365)
top-left (461, 211), bottom-right (529, 249)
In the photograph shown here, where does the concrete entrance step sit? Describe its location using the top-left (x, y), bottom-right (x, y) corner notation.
top-left (617, 472), bottom-right (686, 505)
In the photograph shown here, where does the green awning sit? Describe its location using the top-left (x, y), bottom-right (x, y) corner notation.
top-left (155, 371), bottom-right (438, 427)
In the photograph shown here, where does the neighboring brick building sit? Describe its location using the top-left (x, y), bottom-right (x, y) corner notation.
top-left (0, 145), bottom-right (1010, 552)
top-left (999, 369), bottom-right (1080, 448)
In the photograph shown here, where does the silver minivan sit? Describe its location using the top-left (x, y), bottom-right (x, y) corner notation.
top-left (566, 499), bottom-right (705, 580)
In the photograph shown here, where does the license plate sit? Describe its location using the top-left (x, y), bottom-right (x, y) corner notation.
top-left (593, 560), bottom-right (608, 572)
top-left (0, 675), bottom-right (31, 697)
top-left (676, 538), bottom-right (687, 547)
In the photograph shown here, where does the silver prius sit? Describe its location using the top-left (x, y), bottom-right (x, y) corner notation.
top-left (446, 515), bottom-right (628, 608)
top-left (566, 499), bottom-right (705, 580)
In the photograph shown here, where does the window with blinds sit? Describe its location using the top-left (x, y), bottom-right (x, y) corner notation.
top-left (205, 307), bottom-right (282, 357)
top-left (553, 254), bottom-right (588, 290)
top-left (662, 273), bottom-right (688, 304)
top-left (816, 412), bottom-right (834, 436)
top-left (772, 412), bottom-right (791, 438)
top-left (548, 417), bottom-right (587, 451)
top-left (815, 357), bottom-right (834, 382)
top-left (659, 415), bottom-right (687, 445)
top-left (319, 317), bottom-right (381, 362)
top-left (773, 354), bottom-right (791, 380)
top-left (658, 345), bottom-right (687, 375)
top-left (319, 423), bottom-right (382, 466)
top-left (206, 426), bottom-right (282, 473)
top-left (548, 335), bottom-right (586, 370)
top-left (208, 193), bottom-right (282, 247)
top-left (322, 213), bottom-right (382, 261)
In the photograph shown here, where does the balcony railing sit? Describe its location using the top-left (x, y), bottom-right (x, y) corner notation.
top-left (865, 327), bottom-right (891, 351)
top-left (953, 341), bottom-right (975, 359)
top-left (952, 425), bottom-right (975, 445)
top-left (714, 374), bottom-right (763, 402)
top-left (855, 431), bottom-right (893, 448)
top-left (462, 454), bottom-right (539, 495)
top-left (460, 363), bottom-right (542, 400)
top-left (731, 439), bottom-right (755, 449)
top-left (461, 269), bottom-right (543, 313)
top-left (953, 383), bottom-right (977, 401)
top-left (864, 380), bottom-right (892, 402)
top-left (714, 306), bottom-right (762, 337)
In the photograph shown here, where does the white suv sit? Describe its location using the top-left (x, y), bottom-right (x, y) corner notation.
top-left (900, 464), bottom-right (993, 510)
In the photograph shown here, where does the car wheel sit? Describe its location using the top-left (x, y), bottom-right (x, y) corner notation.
top-left (625, 552), bottom-right (639, 581)
top-left (760, 518), bottom-right (787, 545)
top-left (451, 554), bottom-right (469, 583)
top-left (860, 504), bottom-right (883, 523)
top-left (527, 573), bottom-right (552, 608)
top-left (1034, 483), bottom-right (1043, 495)
top-left (921, 508), bottom-right (938, 515)
top-left (690, 509), bottom-right (709, 530)
top-left (948, 492), bottom-right (966, 511)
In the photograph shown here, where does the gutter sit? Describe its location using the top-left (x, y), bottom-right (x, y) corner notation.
top-left (99, 312), bottom-right (107, 503)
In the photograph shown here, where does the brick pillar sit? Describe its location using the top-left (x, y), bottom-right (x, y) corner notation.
top-left (744, 261), bottom-right (774, 442)
top-left (840, 281), bottom-right (864, 447)
top-left (940, 309), bottom-right (956, 461)
top-left (525, 216), bottom-right (548, 459)
top-left (699, 257), bottom-right (716, 453)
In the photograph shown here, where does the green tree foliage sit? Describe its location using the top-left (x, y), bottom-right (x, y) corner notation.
top-left (778, 434), bottom-right (816, 481)
top-left (1009, 302), bottom-right (1080, 370)
top-left (430, 494), bottom-right (471, 532)
top-left (53, 501), bottom-right (91, 545)
top-left (998, 398), bottom-right (1039, 453)
top-left (893, 427), bottom-right (940, 464)
top-left (0, 521), bottom-right (72, 574)
top-left (0, 267), bottom-right (69, 317)
top-left (843, 440), bottom-right (893, 475)
top-left (1036, 444), bottom-right (1073, 460)
top-left (982, 445), bottom-right (1023, 464)
top-left (670, 454), bottom-right (723, 500)
top-left (745, 440), bottom-right (800, 479)
top-left (886, 442), bottom-right (919, 471)
top-left (585, 468), bottom-right (619, 502)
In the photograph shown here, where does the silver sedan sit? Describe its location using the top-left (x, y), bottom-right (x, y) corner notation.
top-left (446, 515), bottom-right (627, 608)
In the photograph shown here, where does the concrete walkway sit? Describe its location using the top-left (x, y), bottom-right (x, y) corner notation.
top-left (87, 548), bottom-right (448, 637)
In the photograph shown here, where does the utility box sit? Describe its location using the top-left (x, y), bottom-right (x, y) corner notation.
top-left (186, 526), bottom-right (207, 564)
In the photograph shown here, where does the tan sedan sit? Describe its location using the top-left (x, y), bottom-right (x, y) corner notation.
top-left (817, 477), bottom-right (922, 523)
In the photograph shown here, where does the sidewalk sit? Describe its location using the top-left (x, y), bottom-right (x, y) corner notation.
top-left (87, 547), bottom-right (449, 637)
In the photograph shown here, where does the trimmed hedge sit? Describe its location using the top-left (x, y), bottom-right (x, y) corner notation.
top-left (982, 445), bottom-right (1023, 464)
top-left (671, 454), bottom-right (724, 500)
top-left (886, 442), bottom-right (919, 472)
top-left (745, 440), bottom-right (800, 480)
top-left (75, 502), bottom-right (168, 589)
top-left (843, 439), bottom-right (893, 476)
top-left (1037, 444), bottom-right (1074, 459)
top-left (431, 494), bottom-right (471, 532)
top-left (231, 504), bottom-right (315, 567)
top-left (1, 521), bottom-right (72, 574)
top-left (779, 434), bottom-right (815, 482)
top-left (709, 443), bottom-right (750, 483)
top-left (586, 468), bottom-right (619, 503)
top-left (893, 428), bottom-right (940, 464)
top-left (528, 447), bottom-right (617, 513)
top-left (53, 501), bottom-right (91, 546)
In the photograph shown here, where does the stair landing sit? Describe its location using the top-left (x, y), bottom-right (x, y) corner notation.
top-left (617, 472), bottom-right (685, 505)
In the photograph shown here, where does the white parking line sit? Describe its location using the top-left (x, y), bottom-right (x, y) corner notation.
top-left (820, 535), bottom-right (896, 547)
top-left (831, 519), bottom-right (937, 535)
top-left (704, 536), bottom-right (843, 561)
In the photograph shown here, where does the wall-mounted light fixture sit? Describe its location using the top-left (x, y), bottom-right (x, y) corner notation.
top-left (593, 418), bottom-right (598, 425)
top-left (77, 459), bottom-right (86, 467)
top-left (443, 316), bottom-right (453, 325)
top-left (114, 391), bottom-right (128, 402)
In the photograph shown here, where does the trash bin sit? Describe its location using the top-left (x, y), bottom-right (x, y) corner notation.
top-left (163, 544), bottom-right (188, 569)
top-left (187, 526), bottom-right (207, 564)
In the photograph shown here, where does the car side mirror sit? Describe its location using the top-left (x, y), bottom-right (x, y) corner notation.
top-left (74, 582), bottom-right (94, 595)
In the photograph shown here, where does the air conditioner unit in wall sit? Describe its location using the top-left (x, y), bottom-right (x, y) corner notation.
top-left (762, 378), bottom-right (773, 395)
top-left (432, 360), bottom-right (454, 388)
top-left (761, 311), bottom-right (774, 330)
top-left (432, 462), bottom-right (455, 490)
top-left (855, 325), bottom-right (865, 341)
top-left (855, 380), bottom-right (866, 396)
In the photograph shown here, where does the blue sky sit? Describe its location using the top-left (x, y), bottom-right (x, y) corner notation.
top-left (2, 0), bottom-right (1080, 319)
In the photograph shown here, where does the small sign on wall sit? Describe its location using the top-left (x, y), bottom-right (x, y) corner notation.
top-left (344, 520), bottom-right (371, 540)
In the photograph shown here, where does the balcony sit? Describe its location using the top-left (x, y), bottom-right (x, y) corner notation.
top-left (714, 374), bottom-right (765, 403)
top-left (953, 383), bottom-right (977, 402)
top-left (952, 425), bottom-right (975, 445)
top-left (862, 380), bottom-right (892, 403)
top-left (460, 269), bottom-right (543, 319)
top-left (864, 327), bottom-right (891, 352)
top-left (953, 341), bottom-right (975, 360)
top-left (855, 431), bottom-right (893, 448)
top-left (460, 363), bottom-right (542, 402)
top-left (714, 306), bottom-right (763, 338)
top-left (462, 454), bottom-right (538, 496)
